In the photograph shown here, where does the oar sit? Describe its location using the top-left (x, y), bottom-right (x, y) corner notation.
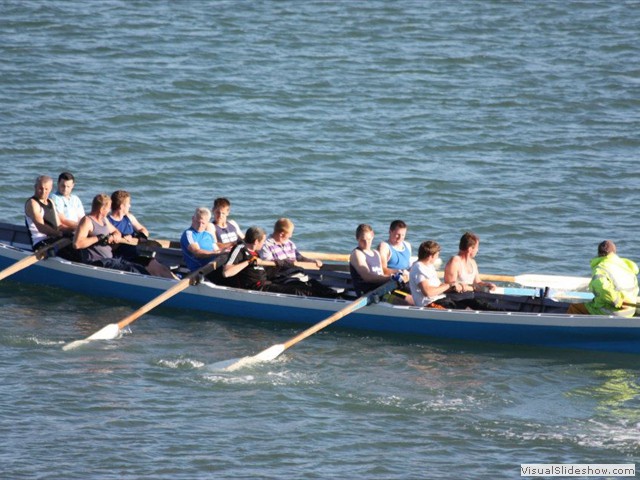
top-left (300, 251), bottom-right (418, 264)
top-left (300, 251), bottom-right (350, 262)
top-left (0, 237), bottom-right (71, 282)
top-left (300, 252), bottom-right (592, 290)
top-left (118, 236), bottom-right (177, 249)
top-left (62, 261), bottom-right (218, 350)
top-left (479, 273), bottom-right (591, 291)
top-left (221, 279), bottom-right (398, 371)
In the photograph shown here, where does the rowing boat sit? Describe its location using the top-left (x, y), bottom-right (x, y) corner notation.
top-left (1, 222), bottom-right (640, 354)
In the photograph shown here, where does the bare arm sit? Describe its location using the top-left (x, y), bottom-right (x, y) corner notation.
top-left (58, 211), bottom-right (79, 231)
top-left (223, 258), bottom-right (251, 278)
top-left (295, 252), bottom-right (322, 268)
top-left (292, 243), bottom-right (322, 268)
top-left (229, 220), bottom-right (244, 240)
top-left (443, 256), bottom-right (460, 284)
top-left (25, 199), bottom-right (61, 238)
top-left (473, 261), bottom-right (497, 291)
top-left (73, 217), bottom-right (120, 250)
top-left (56, 210), bottom-right (76, 234)
top-left (349, 250), bottom-right (390, 283)
top-left (126, 212), bottom-right (150, 239)
top-left (377, 242), bottom-right (393, 275)
top-left (73, 216), bottom-right (96, 250)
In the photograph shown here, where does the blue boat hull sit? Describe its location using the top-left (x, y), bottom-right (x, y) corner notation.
top-left (2, 243), bottom-right (640, 354)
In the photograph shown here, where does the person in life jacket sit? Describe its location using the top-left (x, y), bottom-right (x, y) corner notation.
top-left (568, 240), bottom-right (639, 317)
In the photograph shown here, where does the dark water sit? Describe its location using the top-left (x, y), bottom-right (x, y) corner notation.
top-left (1, 1), bottom-right (639, 478)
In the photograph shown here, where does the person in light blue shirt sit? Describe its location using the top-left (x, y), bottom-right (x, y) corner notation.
top-left (181, 207), bottom-right (219, 271)
top-left (50, 172), bottom-right (85, 230)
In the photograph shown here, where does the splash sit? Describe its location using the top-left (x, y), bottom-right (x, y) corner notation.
top-left (158, 357), bottom-right (205, 369)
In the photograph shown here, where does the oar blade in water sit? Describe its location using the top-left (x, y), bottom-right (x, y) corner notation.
top-left (222, 344), bottom-right (286, 372)
top-left (62, 323), bottom-right (121, 351)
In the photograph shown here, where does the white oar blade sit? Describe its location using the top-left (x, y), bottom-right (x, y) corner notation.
top-left (62, 339), bottom-right (91, 351)
top-left (62, 323), bottom-right (121, 351)
top-left (86, 323), bottom-right (121, 340)
top-left (222, 344), bottom-right (286, 372)
top-left (253, 344), bottom-right (286, 362)
top-left (514, 274), bottom-right (590, 291)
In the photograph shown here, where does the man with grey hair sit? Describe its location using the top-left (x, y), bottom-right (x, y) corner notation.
top-left (568, 240), bottom-right (639, 317)
top-left (180, 207), bottom-right (219, 272)
top-left (24, 175), bottom-right (79, 260)
top-left (25, 175), bottom-right (72, 248)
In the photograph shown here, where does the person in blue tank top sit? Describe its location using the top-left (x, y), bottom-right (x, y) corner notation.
top-left (378, 219), bottom-right (412, 275)
top-left (108, 190), bottom-right (149, 262)
top-left (107, 190), bottom-right (177, 278)
top-left (378, 219), bottom-right (414, 305)
top-left (73, 193), bottom-right (147, 274)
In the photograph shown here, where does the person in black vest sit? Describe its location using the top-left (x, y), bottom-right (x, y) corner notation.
top-left (24, 175), bottom-right (79, 261)
top-left (349, 223), bottom-right (393, 296)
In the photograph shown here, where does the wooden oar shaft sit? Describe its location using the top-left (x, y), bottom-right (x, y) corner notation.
top-left (116, 261), bottom-right (217, 330)
top-left (478, 273), bottom-right (516, 283)
top-left (281, 280), bottom-right (397, 352)
top-left (0, 237), bottom-right (71, 281)
top-left (282, 297), bottom-right (369, 350)
top-left (301, 251), bottom-right (513, 282)
top-left (300, 251), bottom-right (350, 262)
top-left (120, 237), bottom-right (177, 248)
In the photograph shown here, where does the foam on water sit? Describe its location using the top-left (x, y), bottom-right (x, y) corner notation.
top-left (202, 368), bottom-right (315, 387)
top-left (157, 357), bottom-right (205, 370)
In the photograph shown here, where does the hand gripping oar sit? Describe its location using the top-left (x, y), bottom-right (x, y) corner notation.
top-left (62, 261), bottom-right (217, 350)
top-left (221, 279), bottom-right (398, 371)
top-left (0, 237), bottom-right (71, 282)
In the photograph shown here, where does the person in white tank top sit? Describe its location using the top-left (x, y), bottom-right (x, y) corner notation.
top-left (444, 231), bottom-right (496, 293)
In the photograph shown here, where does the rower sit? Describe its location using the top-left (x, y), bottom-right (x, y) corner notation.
top-left (211, 197), bottom-right (244, 251)
top-left (50, 171), bottom-right (85, 230)
top-left (74, 193), bottom-right (166, 276)
top-left (222, 226), bottom-right (324, 297)
top-left (259, 218), bottom-right (339, 298)
top-left (409, 240), bottom-right (463, 309)
top-left (24, 175), bottom-right (78, 261)
top-left (350, 224), bottom-right (395, 296)
top-left (444, 231), bottom-right (496, 294)
top-left (378, 219), bottom-right (412, 275)
top-left (108, 190), bottom-right (177, 279)
top-left (377, 219), bottom-right (414, 305)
